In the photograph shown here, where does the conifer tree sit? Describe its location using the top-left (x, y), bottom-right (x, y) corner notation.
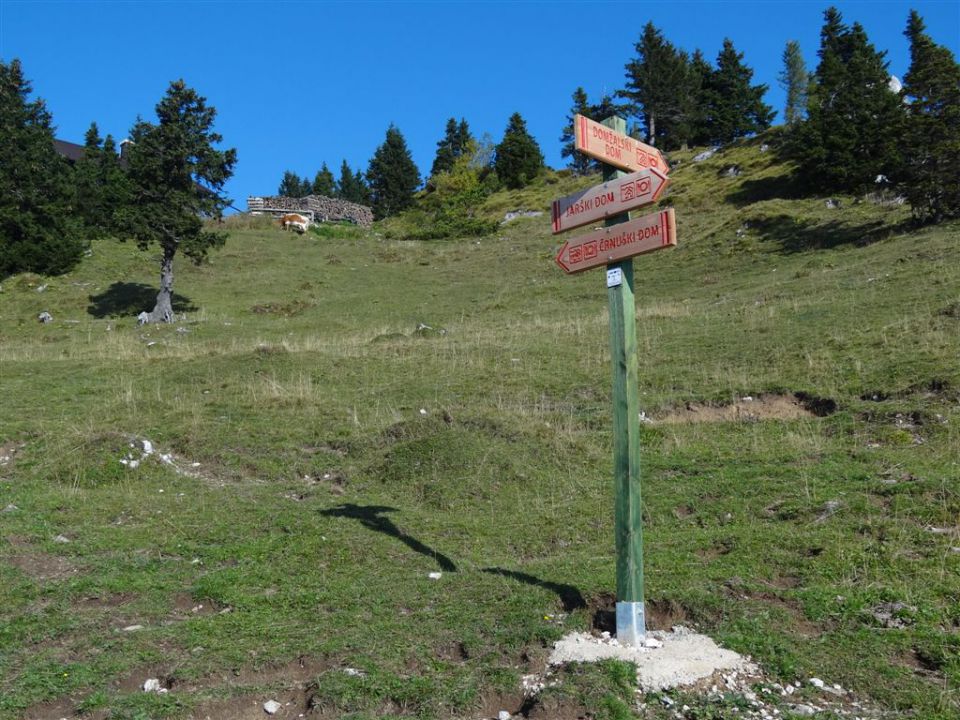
top-left (790, 7), bottom-right (904, 192)
top-left (336, 160), bottom-right (357, 201)
top-left (366, 124), bottom-right (420, 219)
top-left (701, 39), bottom-right (774, 144)
top-left (779, 40), bottom-right (809, 125)
top-left (120, 80), bottom-right (236, 323)
top-left (353, 169), bottom-right (371, 206)
top-left (673, 50), bottom-right (712, 149)
top-left (73, 122), bottom-right (129, 238)
top-left (430, 117), bottom-right (475, 178)
top-left (431, 118), bottom-right (459, 177)
top-left (279, 170), bottom-right (306, 197)
top-left (560, 87), bottom-right (595, 176)
top-left (0, 59), bottom-right (85, 277)
top-left (494, 112), bottom-right (544, 189)
top-left (312, 162), bottom-right (336, 197)
top-left (454, 119), bottom-right (474, 157)
top-left (620, 22), bottom-right (689, 146)
top-left (901, 10), bottom-right (960, 222)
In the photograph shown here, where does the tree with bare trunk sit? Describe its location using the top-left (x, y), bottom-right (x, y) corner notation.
top-left (121, 80), bottom-right (236, 323)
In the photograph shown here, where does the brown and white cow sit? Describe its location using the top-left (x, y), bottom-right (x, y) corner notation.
top-left (279, 213), bottom-right (310, 234)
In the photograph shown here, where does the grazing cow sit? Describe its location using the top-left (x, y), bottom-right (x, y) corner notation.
top-left (279, 213), bottom-right (310, 234)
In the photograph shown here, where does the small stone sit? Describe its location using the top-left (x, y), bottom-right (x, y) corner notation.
top-left (38, 311), bottom-right (53, 324)
top-left (790, 704), bottom-right (817, 717)
top-left (498, 711), bottom-right (511, 720)
top-left (643, 637), bottom-right (664, 649)
top-left (123, 624), bottom-right (144, 632)
top-left (263, 700), bottom-right (282, 715)
top-left (142, 678), bottom-right (162, 693)
top-left (342, 667), bottom-right (364, 677)
top-left (2, 503), bottom-right (18, 513)
top-left (428, 572), bottom-right (442, 580)
top-left (419, 408), bottom-right (428, 416)
top-left (142, 439), bottom-right (154, 455)
top-left (809, 678), bottom-right (825, 689)
top-left (53, 534), bottom-right (70, 544)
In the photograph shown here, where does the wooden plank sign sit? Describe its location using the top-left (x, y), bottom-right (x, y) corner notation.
top-left (551, 167), bottom-right (669, 234)
top-left (555, 207), bottom-right (676, 274)
top-left (575, 114), bottom-right (669, 175)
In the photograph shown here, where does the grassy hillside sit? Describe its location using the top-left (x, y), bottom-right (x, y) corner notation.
top-left (1, 133), bottom-right (958, 719)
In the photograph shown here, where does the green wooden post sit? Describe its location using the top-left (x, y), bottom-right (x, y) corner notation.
top-left (601, 116), bottom-right (645, 645)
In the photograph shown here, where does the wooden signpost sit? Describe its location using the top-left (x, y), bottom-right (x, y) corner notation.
top-left (553, 115), bottom-right (677, 647)
top-left (574, 113), bottom-right (669, 175)
top-left (551, 167), bottom-right (670, 234)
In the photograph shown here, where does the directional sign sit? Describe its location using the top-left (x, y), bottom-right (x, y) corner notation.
top-left (555, 207), bottom-right (676, 274)
top-left (551, 167), bottom-right (669, 234)
top-left (575, 114), bottom-right (669, 175)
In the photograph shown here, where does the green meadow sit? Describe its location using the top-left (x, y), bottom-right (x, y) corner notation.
top-left (1, 135), bottom-right (958, 719)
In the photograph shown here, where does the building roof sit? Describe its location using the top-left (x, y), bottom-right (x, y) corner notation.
top-left (53, 138), bottom-right (86, 163)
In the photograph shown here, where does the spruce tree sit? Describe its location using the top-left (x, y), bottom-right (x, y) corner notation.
top-left (430, 117), bottom-right (475, 178)
top-left (366, 124), bottom-right (420, 219)
top-left (560, 87), bottom-right (596, 176)
top-left (431, 118), bottom-right (459, 177)
top-left (73, 122), bottom-right (129, 239)
top-left (279, 170), bottom-right (304, 197)
top-left (702, 39), bottom-right (774, 144)
top-left (312, 162), bottom-right (336, 197)
top-left (779, 40), bottom-right (809, 125)
top-left (620, 22), bottom-right (689, 146)
top-left (901, 10), bottom-right (960, 222)
top-left (0, 59), bottom-right (85, 278)
top-left (353, 169), bottom-right (371, 206)
top-left (336, 160), bottom-right (357, 202)
top-left (454, 119), bottom-right (474, 157)
top-left (791, 7), bottom-right (904, 192)
top-left (494, 112), bottom-right (544, 189)
top-left (119, 80), bottom-right (236, 323)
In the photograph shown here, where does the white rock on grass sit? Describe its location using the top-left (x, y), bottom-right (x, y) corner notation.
top-left (428, 572), bottom-right (442, 580)
top-left (263, 699), bottom-right (282, 715)
top-left (53, 534), bottom-right (70, 544)
top-left (498, 711), bottom-right (511, 720)
top-left (809, 677), bottom-right (825, 689)
top-left (142, 678), bottom-right (168, 694)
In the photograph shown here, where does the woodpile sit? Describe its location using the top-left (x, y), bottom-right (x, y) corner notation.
top-left (247, 194), bottom-right (373, 227)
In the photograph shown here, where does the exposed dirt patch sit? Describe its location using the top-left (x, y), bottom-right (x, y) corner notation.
top-left (21, 697), bottom-right (108, 720)
top-left (76, 591), bottom-right (137, 610)
top-left (190, 688), bottom-right (314, 720)
top-left (305, 470), bottom-right (347, 495)
top-left (5, 551), bottom-right (78, 582)
top-left (0, 440), bottom-right (25, 468)
top-left (589, 593), bottom-right (701, 633)
top-left (171, 591), bottom-right (219, 617)
top-left (656, 393), bottom-right (835, 424)
top-left (190, 655), bottom-right (332, 690)
top-left (435, 640), bottom-right (470, 663)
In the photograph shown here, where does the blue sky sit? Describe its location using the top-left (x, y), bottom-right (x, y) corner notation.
top-left (2, 1), bottom-right (957, 209)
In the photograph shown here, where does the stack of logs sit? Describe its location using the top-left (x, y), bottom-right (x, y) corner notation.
top-left (247, 195), bottom-right (373, 227)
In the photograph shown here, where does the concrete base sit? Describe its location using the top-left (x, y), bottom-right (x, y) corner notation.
top-left (616, 601), bottom-right (646, 646)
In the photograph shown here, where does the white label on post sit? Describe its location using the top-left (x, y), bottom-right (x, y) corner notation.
top-left (607, 267), bottom-right (623, 288)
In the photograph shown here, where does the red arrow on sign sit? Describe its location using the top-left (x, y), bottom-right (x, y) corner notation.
top-left (551, 167), bottom-right (669, 234)
top-left (555, 208), bottom-right (676, 274)
top-left (574, 114), bottom-right (669, 175)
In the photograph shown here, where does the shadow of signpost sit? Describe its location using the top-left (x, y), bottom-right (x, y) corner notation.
top-left (320, 503), bottom-right (458, 572)
top-left (482, 567), bottom-right (586, 612)
top-left (87, 282), bottom-right (197, 318)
